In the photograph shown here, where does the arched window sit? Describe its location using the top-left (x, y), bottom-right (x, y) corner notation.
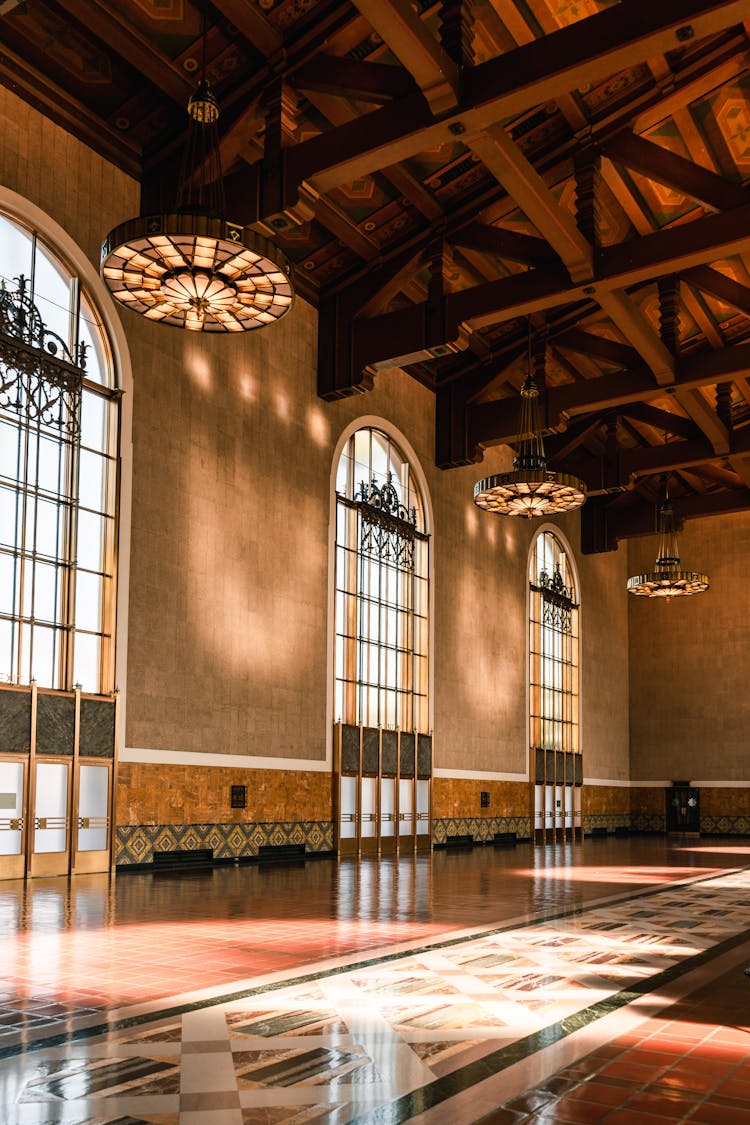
top-left (529, 530), bottom-right (579, 755)
top-left (334, 427), bottom-right (429, 732)
top-left (0, 211), bottom-right (119, 693)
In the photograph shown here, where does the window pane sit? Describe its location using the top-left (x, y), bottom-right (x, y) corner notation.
top-left (78, 295), bottom-right (111, 387)
top-left (76, 510), bottom-right (105, 572)
top-left (36, 434), bottom-right (66, 496)
top-left (0, 552), bottom-right (19, 616)
top-left (32, 561), bottom-right (62, 623)
top-left (80, 391), bottom-right (108, 452)
top-left (33, 242), bottom-right (74, 350)
top-left (75, 570), bottom-right (102, 632)
top-left (31, 497), bottom-right (64, 558)
top-left (30, 624), bottom-right (58, 687)
top-left (73, 631), bottom-right (100, 693)
top-left (0, 420), bottom-right (21, 480)
top-left (0, 486), bottom-right (21, 548)
top-left (0, 215), bottom-right (32, 286)
top-left (0, 618), bottom-right (15, 682)
top-left (78, 450), bottom-right (106, 512)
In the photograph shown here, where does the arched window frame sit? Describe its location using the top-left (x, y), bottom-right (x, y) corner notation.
top-left (331, 420), bottom-right (432, 735)
top-left (0, 200), bottom-right (127, 696)
top-left (528, 527), bottom-right (580, 758)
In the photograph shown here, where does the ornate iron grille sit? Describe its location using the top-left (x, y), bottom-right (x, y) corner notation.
top-left (355, 472), bottom-right (417, 571)
top-left (0, 276), bottom-right (86, 438)
top-left (532, 563), bottom-right (578, 634)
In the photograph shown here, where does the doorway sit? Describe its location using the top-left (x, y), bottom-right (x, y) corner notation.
top-left (665, 786), bottom-right (700, 834)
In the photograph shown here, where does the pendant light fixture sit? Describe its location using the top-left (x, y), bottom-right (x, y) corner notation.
top-left (100, 29), bottom-right (293, 333)
top-left (627, 491), bottom-right (709, 598)
top-left (473, 325), bottom-right (587, 518)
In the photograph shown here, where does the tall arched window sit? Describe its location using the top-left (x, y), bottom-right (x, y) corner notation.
top-left (529, 530), bottom-right (581, 842)
top-left (334, 427), bottom-right (429, 732)
top-left (0, 211), bottom-right (119, 694)
top-left (529, 531), bottom-right (579, 754)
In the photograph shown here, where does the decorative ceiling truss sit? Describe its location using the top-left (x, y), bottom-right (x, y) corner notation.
top-left (6, 0), bottom-right (750, 549)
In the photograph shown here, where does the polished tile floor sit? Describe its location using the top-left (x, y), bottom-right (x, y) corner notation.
top-left (0, 838), bottom-right (749, 1123)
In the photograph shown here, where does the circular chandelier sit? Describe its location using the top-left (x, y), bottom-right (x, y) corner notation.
top-left (627, 497), bottom-right (709, 598)
top-left (474, 343), bottom-right (587, 517)
top-left (100, 79), bottom-right (293, 333)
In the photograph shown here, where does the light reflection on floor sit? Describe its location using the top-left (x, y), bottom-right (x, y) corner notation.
top-left (0, 850), bottom-right (748, 1124)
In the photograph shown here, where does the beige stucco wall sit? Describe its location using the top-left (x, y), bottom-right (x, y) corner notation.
top-left (0, 84), bottom-right (630, 780)
top-left (628, 510), bottom-right (750, 782)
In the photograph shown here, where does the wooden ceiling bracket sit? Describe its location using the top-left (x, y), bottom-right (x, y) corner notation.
top-left (574, 147), bottom-right (601, 250)
top-left (317, 246), bottom-right (426, 401)
top-left (435, 379), bottom-right (483, 469)
top-left (440, 0), bottom-right (474, 68)
top-left (657, 275), bottom-right (681, 356)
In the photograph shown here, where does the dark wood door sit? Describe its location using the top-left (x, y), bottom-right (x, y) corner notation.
top-left (666, 787), bottom-right (700, 833)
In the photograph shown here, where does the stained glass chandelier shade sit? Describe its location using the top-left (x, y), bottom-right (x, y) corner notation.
top-left (627, 498), bottom-right (709, 598)
top-left (100, 79), bottom-right (293, 333)
top-left (473, 337), bottom-right (586, 517)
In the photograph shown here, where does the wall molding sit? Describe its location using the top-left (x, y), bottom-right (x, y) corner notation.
top-left (433, 768), bottom-right (528, 782)
top-left (121, 747), bottom-right (329, 771)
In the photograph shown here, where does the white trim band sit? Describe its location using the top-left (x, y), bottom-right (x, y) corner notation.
top-left (433, 768), bottom-right (528, 782)
top-left (121, 747), bottom-right (330, 771)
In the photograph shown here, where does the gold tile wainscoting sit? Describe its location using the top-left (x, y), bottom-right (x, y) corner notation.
top-left (117, 762), bottom-right (333, 825)
top-left (115, 762), bottom-right (335, 865)
top-left (583, 784), bottom-right (632, 835)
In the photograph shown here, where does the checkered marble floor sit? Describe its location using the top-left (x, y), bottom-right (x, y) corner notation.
top-left (2, 864), bottom-right (750, 1125)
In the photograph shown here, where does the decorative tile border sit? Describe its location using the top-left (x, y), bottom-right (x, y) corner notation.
top-left (432, 815), bottom-right (531, 844)
top-left (700, 814), bottom-right (750, 835)
top-left (583, 813), bottom-right (632, 834)
top-left (116, 820), bottom-right (335, 865)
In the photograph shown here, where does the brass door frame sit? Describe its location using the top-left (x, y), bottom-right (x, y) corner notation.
top-left (71, 758), bottom-right (113, 875)
top-left (29, 755), bottom-right (73, 878)
top-left (0, 753), bottom-right (28, 880)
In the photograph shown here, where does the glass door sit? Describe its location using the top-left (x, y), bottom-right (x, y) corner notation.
top-left (72, 761), bottom-right (111, 874)
top-left (0, 758), bottom-right (26, 880)
top-left (29, 759), bottom-right (71, 877)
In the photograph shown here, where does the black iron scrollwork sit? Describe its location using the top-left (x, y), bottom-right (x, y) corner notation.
top-left (533, 562), bottom-right (577, 633)
top-left (355, 471), bottom-right (417, 569)
top-left (0, 276), bottom-right (86, 438)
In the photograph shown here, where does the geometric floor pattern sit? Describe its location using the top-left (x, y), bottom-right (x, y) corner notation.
top-left (1, 863), bottom-right (749, 1123)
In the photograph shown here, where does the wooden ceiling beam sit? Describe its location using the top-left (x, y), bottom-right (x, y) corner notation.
top-left (619, 437), bottom-right (716, 482)
top-left (606, 487), bottom-right (750, 543)
top-left (285, 0), bottom-right (748, 202)
top-left (466, 124), bottom-right (594, 283)
top-left (452, 222), bottom-right (558, 268)
top-left (581, 468), bottom-right (750, 552)
top-left (555, 329), bottom-right (640, 368)
top-left (619, 402), bottom-right (701, 440)
top-left (598, 200), bottom-right (750, 289)
top-left (682, 264), bottom-right (750, 315)
top-left (211, 0), bottom-right (283, 58)
top-left (350, 197), bottom-right (750, 379)
top-left (0, 45), bottom-right (141, 176)
top-left (675, 387), bottom-right (730, 453)
top-left (292, 54), bottom-right (418, 103)
top-left (545, 418), bottom-right (603, 463)
top-left (380, 161), bottom-right (443, 222)
top-left (349, 0), bottom-right (459, 114)
top-left (596, 290), bottom-right (675, 383)
top-left (633, 41), bottom-right (750, 132)
top-left (468, 341), bottom-right (750, 448)
top-left (52, 0), bottom-right (194, 106)
top-left (602, 130), bottom-right (747, 212)
top-left (300, 85), bottom-right (443, 227)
